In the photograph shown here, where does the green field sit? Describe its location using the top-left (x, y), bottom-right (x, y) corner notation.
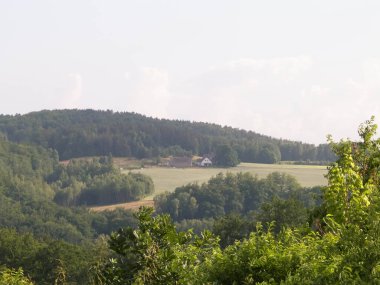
top-left (128, 163), bottom-right (328, 199)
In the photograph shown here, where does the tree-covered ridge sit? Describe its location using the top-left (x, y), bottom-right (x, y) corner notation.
top-left (100, 117), bottom-right (380, 284)
top-left (0, 109), bottom-right (335, 162)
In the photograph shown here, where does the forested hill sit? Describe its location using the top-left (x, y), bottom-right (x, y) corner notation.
top-left (0, 136), bottom-right (152, 240)
top-left (0, 109), bottom-right (334, 162)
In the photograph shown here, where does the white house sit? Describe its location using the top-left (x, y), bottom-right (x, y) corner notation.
top-left (196, 157), bottom-right (213, 167)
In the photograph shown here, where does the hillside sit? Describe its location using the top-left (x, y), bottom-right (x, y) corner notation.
top-left (0, 138), bottom-right (152, 241)
top-left (0, 109), bottom-right (335, 162)
top-left (1, 115), bottom-right (378, 284)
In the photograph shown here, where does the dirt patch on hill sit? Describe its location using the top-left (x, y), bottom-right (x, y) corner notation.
top-left (90, 199), bottom-right (154, 212)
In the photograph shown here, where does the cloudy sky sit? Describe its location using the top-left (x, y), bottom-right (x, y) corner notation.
top-left (1, 1), bottom-right (380, 144)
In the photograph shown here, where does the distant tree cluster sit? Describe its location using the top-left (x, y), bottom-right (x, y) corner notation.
top-left (155, 171), bottom-right (321, 222)
top-left (0, 109), bottom-right (335, 163)
top-left (49, 157), bottom-right (154, 206)
top-left (214, 144), bottom-right (240, 166)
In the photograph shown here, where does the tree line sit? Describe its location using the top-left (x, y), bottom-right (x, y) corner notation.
top-left (0, 109), bottom-right (335, 163)
top-left (154, 171), bottom-right (322, 247)
top-left (155, 171), bottom-right (320, 221)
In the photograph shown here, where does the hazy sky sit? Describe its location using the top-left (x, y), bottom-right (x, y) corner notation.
top-left (1, 1), bottom-right (380, 144)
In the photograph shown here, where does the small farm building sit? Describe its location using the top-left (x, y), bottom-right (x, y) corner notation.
top-left (169, 157), bottom-right (193, 168)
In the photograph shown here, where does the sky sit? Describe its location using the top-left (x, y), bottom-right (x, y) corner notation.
top-left (1, 0), bottom-right (380, 145)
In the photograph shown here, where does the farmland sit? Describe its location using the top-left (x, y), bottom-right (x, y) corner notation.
top-left (89, 162), bottom-right (327, 211)
top-left (90, 199), bottom-right (154, 212)
top-left (128, 162), bottom-right (327, 199)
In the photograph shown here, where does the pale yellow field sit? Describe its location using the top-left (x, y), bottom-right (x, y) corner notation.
top-left (128, 163), bottom-right (328, 199)
top-left (90, 199), bottom-right (154, 212)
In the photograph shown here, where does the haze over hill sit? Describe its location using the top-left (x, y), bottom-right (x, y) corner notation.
top-left (0, 109), bottom-right (334, 163)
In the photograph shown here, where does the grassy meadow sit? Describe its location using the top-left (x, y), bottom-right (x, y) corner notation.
top-left (127, 162), bottom-right (327, 199)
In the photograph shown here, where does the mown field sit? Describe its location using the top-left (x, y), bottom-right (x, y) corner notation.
top-left (129, 162), bottom-right (327, 199)
top-left (91, 162), bottom-right (327, 211)
top-left (90, 199), bottom-right (154, 212)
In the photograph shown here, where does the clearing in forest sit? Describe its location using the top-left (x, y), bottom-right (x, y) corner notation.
top-left (128, 162), bottom-right (327, 199)
top-left (90, 162), bottom-right (326, 211)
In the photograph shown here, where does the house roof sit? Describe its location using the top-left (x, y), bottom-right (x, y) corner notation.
top-left (171, 156), bottom-right (192, 163)
top-left (195, 157), bottom-right (213, 163)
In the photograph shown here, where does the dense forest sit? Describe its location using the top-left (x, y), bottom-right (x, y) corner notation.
top-left (154, 172), bottom-right (322, 247)
top-left (0, 138), bottom-right (153, 238)
top-left (155, 172), bottom-right (321, 222)
top-left (0, 109), bottom-right (335, 163)
top-left (3, 116), bottom-right (380, 284)
top-left (0, 138), bottom-right (155, 283)
top-left (50, 158), bottom-right (154, 206)
top-left (0, 120), bottom-right (323, 284)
